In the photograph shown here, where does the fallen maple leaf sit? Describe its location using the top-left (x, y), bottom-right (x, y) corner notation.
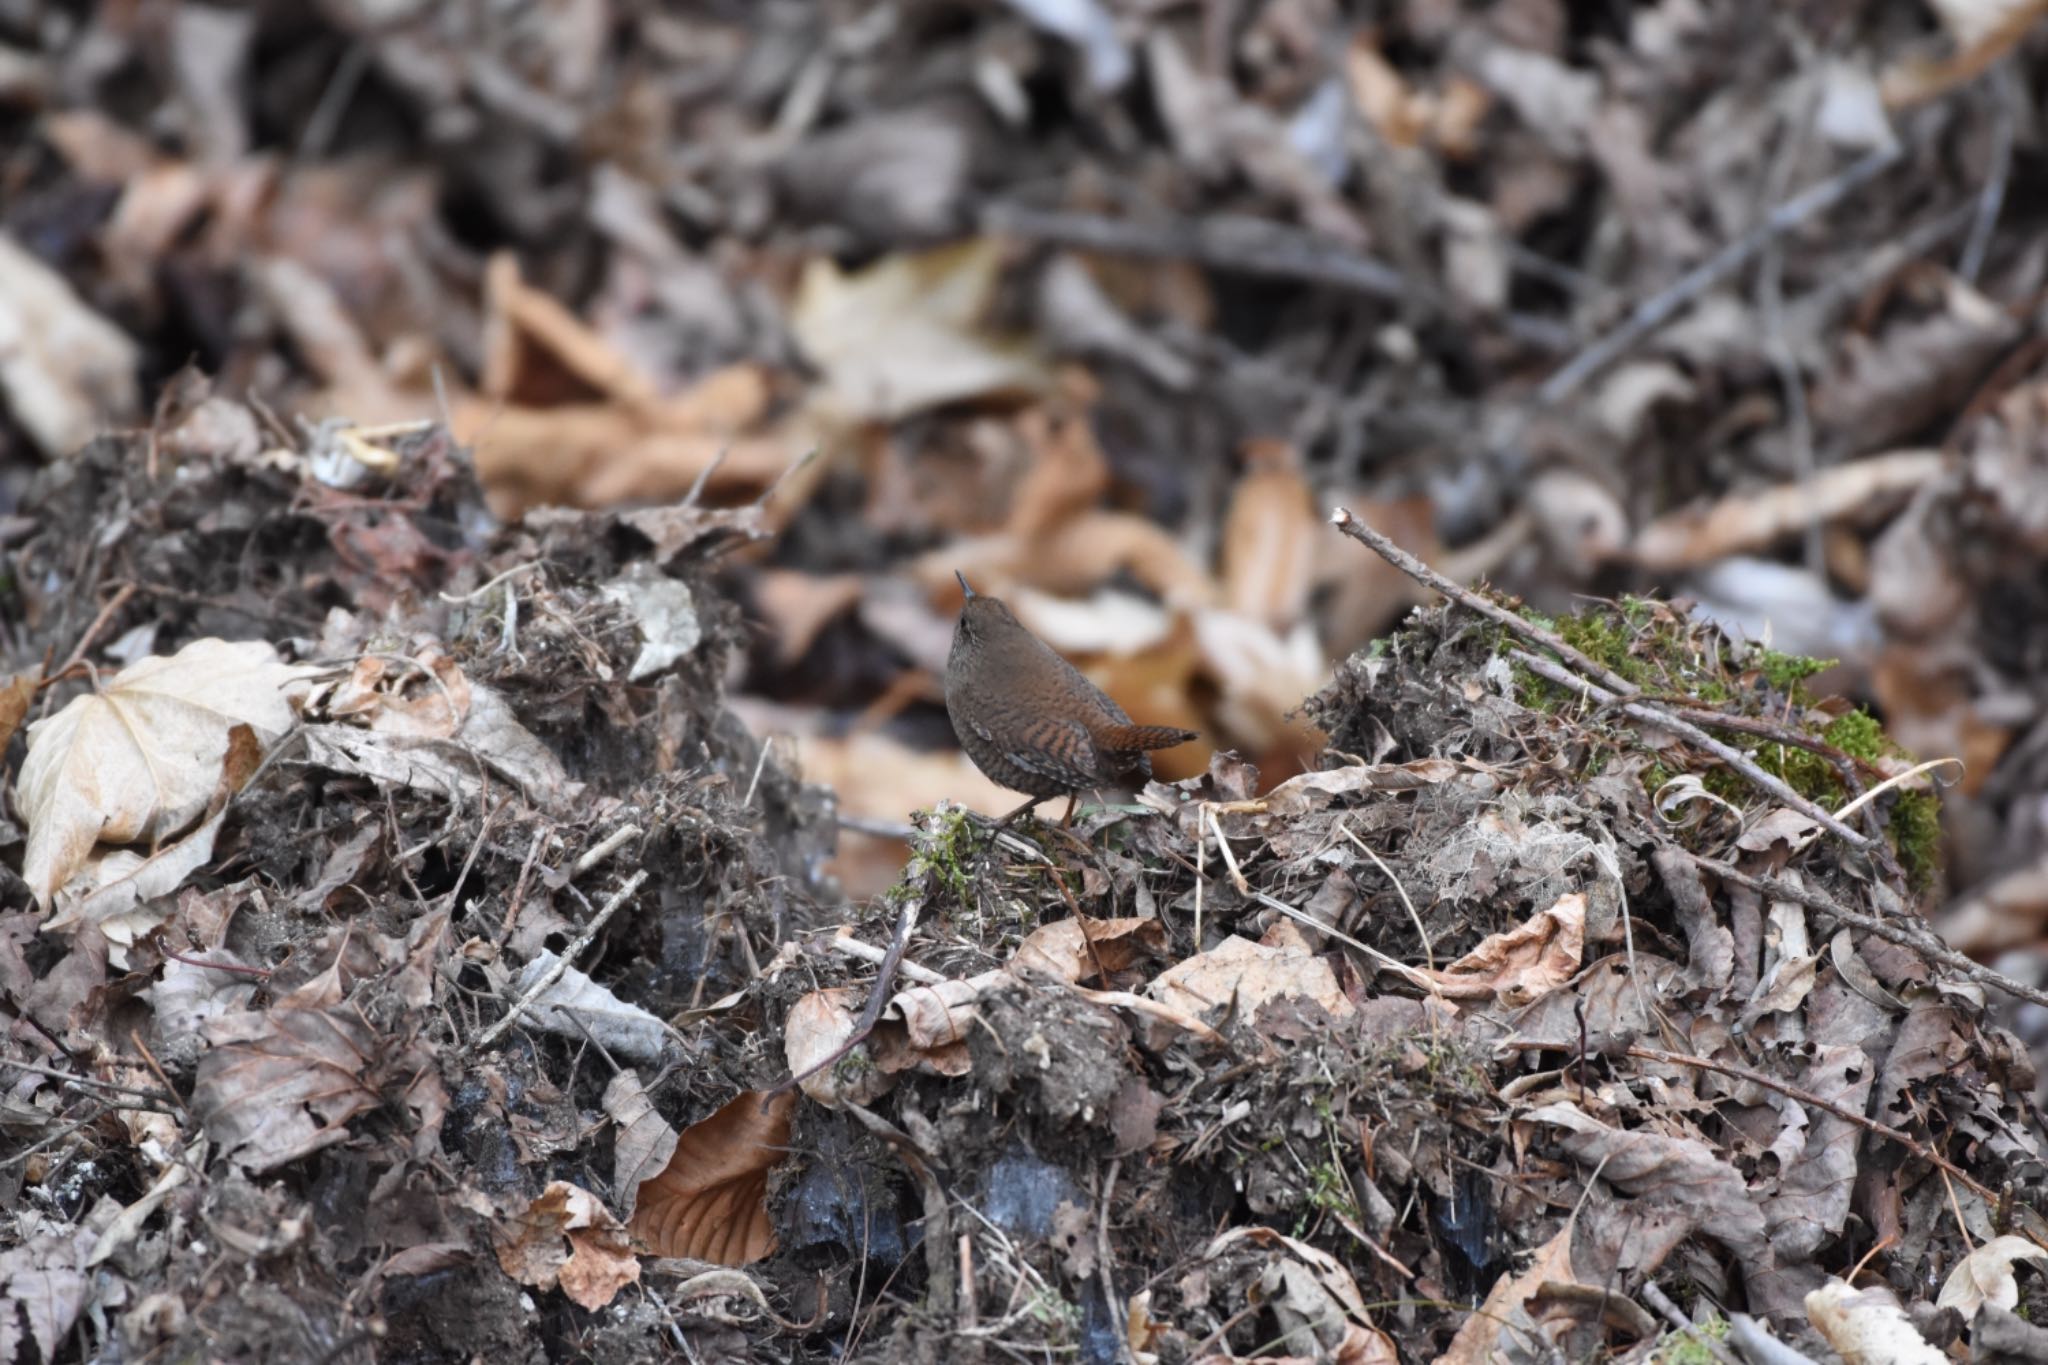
top-left (791, 237), bottom-right (1048, 422)
top-left (20, 639), bottom-right (314, 908)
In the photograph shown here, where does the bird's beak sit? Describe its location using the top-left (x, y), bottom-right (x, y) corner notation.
top-left (954, 571), bottom-right (975, 599)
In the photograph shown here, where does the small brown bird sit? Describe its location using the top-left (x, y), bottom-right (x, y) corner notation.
top-left (947, 572), bottom-right (1198, 826)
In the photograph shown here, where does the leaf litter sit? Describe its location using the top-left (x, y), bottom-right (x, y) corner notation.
top-left (7, 1), bottom-right (2048, 1362)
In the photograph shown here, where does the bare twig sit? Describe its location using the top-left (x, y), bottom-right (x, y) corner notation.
top-left (571, 825), bottom-right (642, 879)
top-left (1536, 143), bottom-right (1902, 406)
top-left (1326, 506), bottom-right (1875, 852)
top-left (0, 1059), bottom-right (181, 1108)
top-left (983, 202), bottom-right (1410, 299)
top-left (1643, 1282), bottom-right (1745, 1365)
top-left (1514, 649), bottom-right (1875, 850)
top-left (835, 812), bottom-right (919, 842)
top-left (765, 898), bottom-right (921, 1097)
top-left (979, 201), bottom-right (1572, 353)
top-left (828, 926), bottom-right (945, 985)
top-left (1687, 852), bottom-right (2048, 1012)
top-left (1959, 68), bottom-right (2017, 283)
top-left (470, 869), bottom-right (648, 1054)
top-left (51, 583), bottom-right (138, 679)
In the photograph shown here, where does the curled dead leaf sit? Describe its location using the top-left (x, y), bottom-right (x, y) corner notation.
top-left (496, 1181), bottom-right (642, 1312)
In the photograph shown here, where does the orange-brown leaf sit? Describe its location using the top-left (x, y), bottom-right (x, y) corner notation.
top-left (629, 1089), bottom-right (795, 1265)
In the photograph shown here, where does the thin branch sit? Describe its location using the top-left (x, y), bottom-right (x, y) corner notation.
top-left (469, 869), bottom-right (648, 1054)
top-left (1326, 506), bottom-right (1874, 851)
top-left (765, 898), bottom-right (920, 1097)
top-left (1514, 649), bottom-right (1875, 851)
top-left (1687, 852), bottom-right (2048, 1013)
top-left (1536, 142), bottom-right (1901, 406)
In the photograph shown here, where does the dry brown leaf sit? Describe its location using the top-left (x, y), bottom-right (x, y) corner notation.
top-left (326, 652), bottom-right (473, 738)
top-left (1005, 384), bottom-right (1112, 542)
top-left (782, 986), bottom-right (899, 1109)
top-left (1415, 893), bottom-right (1585, 1006)
top-left (0, 668), bottom-right (38, 753)
top-left (193, 1004), bottom-right (382, 1173)
top-left (1220, 439), bottom-right (1320, 628)
top-left (21, 639), bottom-right (313, 908)
top-left (48, 794), bottom-right (237, 938)
top-left (496, 1181), bottom-right (642, 1311)
top-left (1199, 1226), bottom-right (1395, 1365)
top-left (1220, 757), bottom-right (1467, 819)
top-left (754, 570), bottom-right (866, 666)
top-left (1632, 451), bottom-right (1948, 572)
top-left (1881, 0), bottom-right (2048, 107)
top-left (1147, 924), bottom-right (1354, 1023)
top-left (252, 256), bottom-right (402, 416)
top-left (791, 731), bottom-right (1021, 824)
top-left (1345, 34), bottom-right (1428, 149)
top-left (1011, 917), bottom-right (1169, 985)
top-left (791, 238), bottom-right (1048, 422)
top-left (1941, 854), bottom-right (2048, 956)
top-left (630, 1090), bottom-right (794, 1266)
top-left (1312, 495), bottom-right (1442, 655)
top-left (1436, 1226), bottom-right (1576, 1365)
top-left (892, 974), bottom-right (997, 1051)
top-left (482, 250), bottom-right (660, 408)
top-left (1193, 610), bottom-right (1327, 754)
top-left (455, 386), bottom-right (792, 517)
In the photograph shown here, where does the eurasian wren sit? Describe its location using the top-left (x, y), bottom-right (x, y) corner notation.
top-left (946, 572), bottom-right (1198, 825)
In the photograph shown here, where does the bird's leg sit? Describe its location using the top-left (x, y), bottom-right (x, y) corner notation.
top-left (994, 795), bottom-right (1041, 829)
top-left (1059, 793), bottom-right (1078, 829)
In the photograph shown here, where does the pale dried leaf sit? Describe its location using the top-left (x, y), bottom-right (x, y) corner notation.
top-left (1806, 1280), bottom-right (1947, 1365)
top-left (783, 986), bottom-right (898, 1108)
top-left (754, 570), bottom-right (865, 665)
top-left (0, 1212), bottom-right (98, 1364)
top-left (1237, 757), bottom-right (1466, 819)
top-left (194, 1005), bottom-right (382, 1172)
top-left (630, 1090), bottom-right (794, 1266)
top-left (1936, 1235), bottom-right (2048, 1319)
top-left (0, 232), bottom-right (140, 457)
top-left (1010, 587), bottom-right (1173, 657)
top-left (602, 568), bottom-right (704, 682)
top-left (792, 238), bottom-right (1047, 421)
top-left (1416, 893), bottom-right (1584, 1006)
top-left (604, 1072), bottom-right (680, 1222)
top-left (1220, 440), bottom-right (1320, 627)
top-left (1147, 927), bottom-right (1354, 1023)
top-left (1633, 451), bottom-right (1947, 572)
top-left (1530, 1102), bottom-right (1769, 1262)
top-left (1437, 1226), bottom-right (1576, 1365)
top-left (511, 952), bottom-right (670, 1064)
top-left (1011, 917), bottom-right (1168, 985)
top-left (22, 639), bottom-right (312, 907)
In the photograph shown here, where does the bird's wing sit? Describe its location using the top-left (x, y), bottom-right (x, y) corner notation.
top-left (1002, 718), bottom-right (1100, 791)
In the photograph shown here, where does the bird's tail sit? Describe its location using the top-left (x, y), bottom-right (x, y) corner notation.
top-left (1096, 724), bottom-right (1198, 753)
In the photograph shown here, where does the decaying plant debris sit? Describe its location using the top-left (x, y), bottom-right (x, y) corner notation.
top-left (3, 416), bottom-right (2046, 1365)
